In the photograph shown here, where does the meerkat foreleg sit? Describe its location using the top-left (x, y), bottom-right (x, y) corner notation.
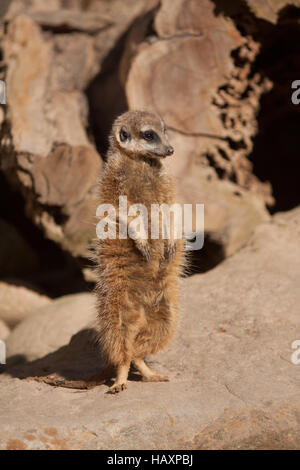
top-left (135, 239), bottom-right (151, 260)
top-left (163, 207), bottom-right (179, 261)
top-left (167, 240), bottom-right (177, 261)
top-left (133, 358), bottom-right (169, 382)
top-left (118, 210), bottom-right (151, 261)
top-left (129, 213), bottom-right (151, 261)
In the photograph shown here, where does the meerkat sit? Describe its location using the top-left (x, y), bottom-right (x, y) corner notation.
top-left (95, 110), bottom-right (185, 393)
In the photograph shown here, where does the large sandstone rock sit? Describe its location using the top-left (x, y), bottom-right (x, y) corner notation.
top-left (1, 13), bottom-right (102, 256)
top-left (246, 0), bottom-right (300, 23)
top-left (124, 0), bottom-right (273, 205)
top-left (0, 0), bottom-right (11, 18)
top-left (1, 207), bottom-right (300, 449)
top-left (0, 0), bottom-right (156, 257)
top-left (169, 165), bottom-right (270, 257)
top-left (0, 281), bottom-right (51, 328)
top-left (119, 0), bottom-right (276, 256)
top-left (1, 0), bottom-right (298, 267)
top-left (16, 144), bottom-right (102, 255)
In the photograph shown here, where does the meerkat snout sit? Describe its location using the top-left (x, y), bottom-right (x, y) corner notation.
top-left (166, 145), bottom-right (174, 156)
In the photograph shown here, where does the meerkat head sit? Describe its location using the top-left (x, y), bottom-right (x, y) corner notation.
top-left (110, 110), bottom-right (174, 161)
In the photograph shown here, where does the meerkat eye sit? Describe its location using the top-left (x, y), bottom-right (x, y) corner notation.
top-left (120, 128), bottom-right (130, 142)
top-left (141, 130), bottom-right (159, 142)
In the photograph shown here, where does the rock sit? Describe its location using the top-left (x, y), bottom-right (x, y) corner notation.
top-left (1, 0), bottom-right (298, 265)
top-left (0, 0), bottom-right (157, 258)
top-left (0, 281), bottom-right (51, 328)
top-left (19, 145), bottom-right (101, 208)
top-left (1, 207), bottom-right (300, 449)
top-left (246, 0), bottom-right (300, 24)
top-left (6, 293), bottom-right (96, 363)
top-left (127, 2), bottom-right (240, 134)
top-left (0, 319), bottom-right (10, 341)
top-left (121, 0), bottom-right (277, 256)
top-left (171, 165), bottom-right (270, 257)
top-left (0, 13), bottom-right (103, 256)
top-left (16, 145), bottom-right (102, 254)
top-left (91, 0), bottom-right (160, 71)
top-left (124, 0), bottom-right (273, 206)
top-left (2, 14), bottom-right (96, 155)
top-left (0, 0), bottom-right (11, 18)
top-left (26, 9), bottom-right (112, 34)
top-left (87, 0), bottom-right (159, 156)
top-left (0, 219), bottom-right (39, 277)
top-left (4, 15), bottom-right (56, 156)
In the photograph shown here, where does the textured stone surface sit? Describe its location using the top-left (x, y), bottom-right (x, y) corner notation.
top-left (125, 0), bottom-right (273, 206)
top-left (0, 0), bottom-right (154, 257)
top-left (168, 165), bottom-right (270, 257)
top-left (120, 0), bottom-right (277, 257)
top-left (1, 13), bottom-right (101, 256)
top-left (6, 293), bottom-right (96, 364)
top-left (246, 0), bottom-right (300, 23)
top-left (0, 0), bottom-right (11, 18)
top-left (26, 9), bottom-right (112, 34)
top-left (16, 144), bottom-right (102, 254)
top-left (4, 15), bottom-right (70, 155)
top-left (1, 0), bottom-right (299, 266)
top-left (1, 208), bottom-right (300, 449)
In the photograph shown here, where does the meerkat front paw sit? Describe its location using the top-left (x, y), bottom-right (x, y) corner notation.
top-left (136, 239), bottom-right (151, 261)
top-left (167, 241), bottom-right (177, 261)
top-left (108, 382), bottom-right (127, 394)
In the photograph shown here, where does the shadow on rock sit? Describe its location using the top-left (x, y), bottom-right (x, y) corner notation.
top-left (4, 328), bottom-right (111, 389)
top-left (4, 328), bottom-right (143, 390)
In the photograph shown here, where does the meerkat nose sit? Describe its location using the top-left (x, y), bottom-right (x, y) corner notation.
top-left (166, 146), bottom-right (174, 156)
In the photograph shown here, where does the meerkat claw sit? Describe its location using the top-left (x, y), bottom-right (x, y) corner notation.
top-left (108, 383), bottom-right (127, 394)
top-left (168, 242), bottom-right (177, 261)
top-left (137, 240), bottom-right (151, 261)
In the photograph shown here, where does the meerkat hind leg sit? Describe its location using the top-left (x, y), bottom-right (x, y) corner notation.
top-left (133, 358), bottom-right (169, 382)
top-left (108, 362), bottom-right (130, 393)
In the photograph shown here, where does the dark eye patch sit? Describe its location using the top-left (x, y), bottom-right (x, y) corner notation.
top-left (120, 128), bottom-right (130, 142)
top-left (141, 130), bottom-right (159, 142)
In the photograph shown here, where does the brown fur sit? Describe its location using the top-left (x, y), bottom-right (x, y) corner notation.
top-left (94, 110), bottom-right (185, 393)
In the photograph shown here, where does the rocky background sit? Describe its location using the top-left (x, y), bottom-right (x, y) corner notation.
top-left (0, 0), bottom-right (300, 450)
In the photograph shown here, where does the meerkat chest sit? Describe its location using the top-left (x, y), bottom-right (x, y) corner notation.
top-left (127, 169), bottom-right (169, 206)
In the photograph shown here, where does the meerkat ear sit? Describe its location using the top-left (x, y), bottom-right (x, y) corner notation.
top-left (119, 127), bottom-right (131, 143)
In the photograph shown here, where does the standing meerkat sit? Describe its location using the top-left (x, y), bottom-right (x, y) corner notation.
top-left (95, 110), bottom-right (185, 393)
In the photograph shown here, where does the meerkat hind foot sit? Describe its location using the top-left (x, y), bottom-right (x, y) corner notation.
top-left (107, 363), bottom-right (130, 394)
top-left (133, 358), bottom-right (169, 383)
